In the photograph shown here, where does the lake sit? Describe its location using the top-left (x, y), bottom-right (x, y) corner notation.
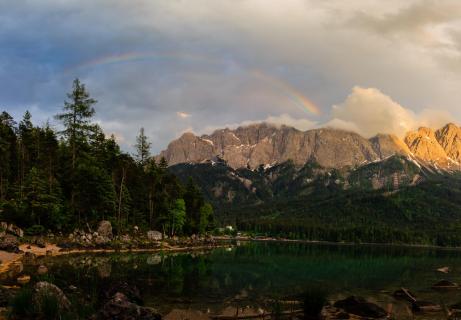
top-left (7, 241), bottom-right (461, 319)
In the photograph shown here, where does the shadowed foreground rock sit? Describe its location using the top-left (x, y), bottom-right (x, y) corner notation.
top-left (34, 281), bottom-right (71, 311)
top-left (333, 296), bottom-right (387, 319)
top-left (0, 234), bottom-right (19, 252)
top-left (92, 292), bottom-right (161, 320)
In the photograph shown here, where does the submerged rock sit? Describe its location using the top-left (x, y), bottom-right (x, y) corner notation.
top-left (37, 265), bottom-right (48, 275)
top-left (437, 266), bottom-right (450, 273)
top-left (412, 300), bottom-right (442, 312)
top-left (333, 296), bottom-right (387, 319)
top-left (393, 288), bottom-right (416, 303)
top-left (34, 281), bottom-right (71, 311)
top-left (93, 292), bottom-right (161, 320)
top-left (17, 275), bottom-right (31, 285)
top-left (432, 280), bottom-right (459, 290)
top-left (104, 282), bottom-right (142, 305)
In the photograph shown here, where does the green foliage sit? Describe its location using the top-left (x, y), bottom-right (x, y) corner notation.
top-left (0, 79), bottom-right (211, 235)
top-left (25, 224), bottom-right (46, 236)
top-left (134, 127), bottom-right (151, 165)
top-left (165, 198), bottom-right (186, 236)
top-left (230, 177), bottom-right (461, 246)
top-left (199, 202), bottom-right (213, 234)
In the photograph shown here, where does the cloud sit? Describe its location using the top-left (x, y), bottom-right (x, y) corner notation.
top-left (176, 111), bottom-right (191, 119)
top-left (202, 113), bottom-right (317, 134)
top-left (1, 0), bottom-right (461, 152)
top-left (325, 86), bottom-right (454, 137)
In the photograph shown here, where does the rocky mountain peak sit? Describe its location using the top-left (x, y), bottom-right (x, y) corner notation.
top-left (435, 123), bottom-right (461, 163)
top-left (404, 127), bottom-right (449, 167)
top-left (158, 122), bottom-right (461, 171)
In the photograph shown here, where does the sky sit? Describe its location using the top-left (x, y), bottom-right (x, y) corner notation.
top-left (1, 0), bottom-right (461, 152)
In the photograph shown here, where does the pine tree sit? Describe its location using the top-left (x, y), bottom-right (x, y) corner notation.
top-left (134, 127), bottom-right (151, 166)
top-left (24, 167), bottom-right (62, 227)
top-left (0, 112), bottom-right (17, 201)
top-left (55, 79), bottom-right (97, 221)
top-left (55, 78), bottom-right (97, 170)
top-left (184, 177), bottom-right (205, 234)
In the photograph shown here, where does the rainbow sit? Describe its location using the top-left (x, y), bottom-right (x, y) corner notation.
top-left (250, 70), bottom-right (321, 116)
top-left (66, 52), bottom-right (321, 116)
top-left (64, 51), bottom-right (218, 74)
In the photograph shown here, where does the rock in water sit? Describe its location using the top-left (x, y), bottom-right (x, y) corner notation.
top-left (37, 265), bottom-right (48, 275)
top-left (147, 231), bottom-right (162, 241)
top-left (93, 292), bottom-right (161, 320)
top-left (0, 234), bottom-right (19, 252)
top-left (34, 281), bottom-right (71, 311)
top-left (17, 275), bottom-right (31, 285)
top-left (412, 301), bottom-right (442, 312)
top-left (97, 221), bottom-right (113, 239)
top-left (432, 280), bottom-right (459, 290)
top-left (334, 296), bottom-right (387, 319)
top-left (104, 282), bottom-right (143, 305)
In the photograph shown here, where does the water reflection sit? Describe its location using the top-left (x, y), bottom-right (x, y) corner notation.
top-left (11, 242), bottom-right (461, 318)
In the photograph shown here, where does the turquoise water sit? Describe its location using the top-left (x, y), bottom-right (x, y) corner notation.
top-left (12, 241), bottom-right (461, 318)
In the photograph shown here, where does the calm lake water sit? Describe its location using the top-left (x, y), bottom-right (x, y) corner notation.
top-left (9, 241), bottom-right (461, 319)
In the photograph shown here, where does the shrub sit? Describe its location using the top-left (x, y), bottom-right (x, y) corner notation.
top-left (25, 225), bottom-right (46, 236)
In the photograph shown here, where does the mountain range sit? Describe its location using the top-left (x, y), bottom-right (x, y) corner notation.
top-left (157, 122), bottom-right (461, 245)
top-left (158, 122), bottom-right (461, 171)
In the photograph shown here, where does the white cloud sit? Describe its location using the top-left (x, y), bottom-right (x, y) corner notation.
top-left (325, 86), bottom-right (454, 137)
top-left (202, 113), bottom-right (317, 134)
top-left (176, 111), bottom-right (191, 119)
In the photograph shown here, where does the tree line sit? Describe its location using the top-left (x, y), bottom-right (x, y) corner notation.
top-left (0, 79), bottom-right (213, 236)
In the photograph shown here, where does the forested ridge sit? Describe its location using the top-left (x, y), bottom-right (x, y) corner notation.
top-left (0, 79), bottom-right (213, 236)
top-left (224, 177), bottom-right (461, 246)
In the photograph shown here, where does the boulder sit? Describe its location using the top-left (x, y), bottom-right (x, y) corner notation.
top-left (333, 296), bottom-right (387, 319)
top-left (393, 288), bottom-right (416, 303)
top-left (147, 231), bottom-right (162, 241)
top-left (35, 237), bottom-right (46, 248)
top-left (104, 282), bottom-right (142, 305)
top-left (17, 275), bottom-right (31, 285)
top-left (34, 281), bottom-right (71, 311)
top-left (93, 292), bottom-right (161, 320)
top-left (412, 300), bottom-right (442, 312)
top-left (95, 235), bottom-right (111, 245)
top-left (0, 234), bottom-right (19, 252)
top-left (37, 265), bottom-right (48, 275)
top-left (97, 221), bottom-right (113, 239)
top-left (7, 224), bottom-right (24, 238)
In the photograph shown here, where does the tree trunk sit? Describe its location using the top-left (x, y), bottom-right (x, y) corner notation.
top-left (118, 167), bottom-right (126, 232)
